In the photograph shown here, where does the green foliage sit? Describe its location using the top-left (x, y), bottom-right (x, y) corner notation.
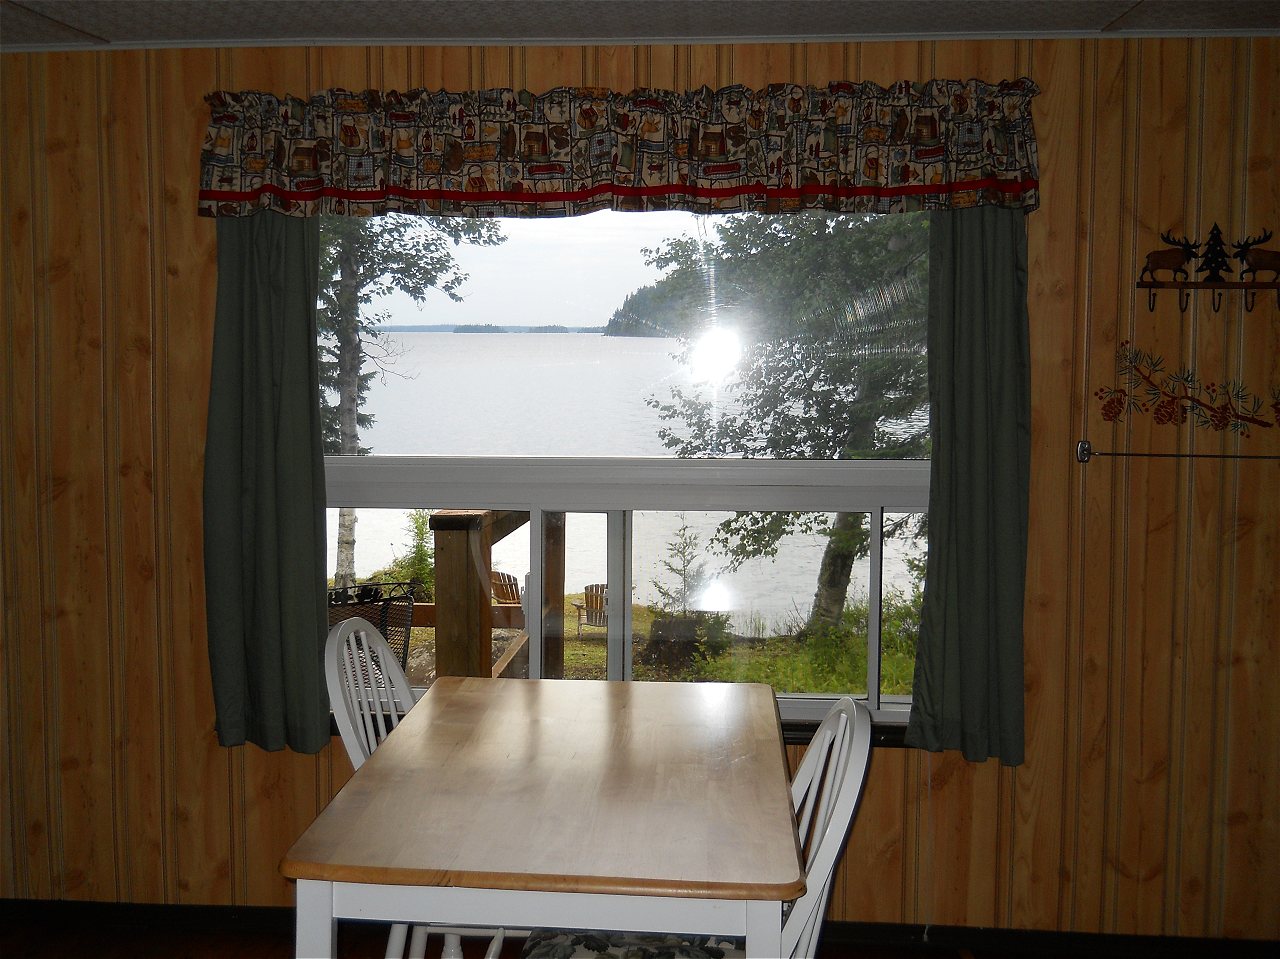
top-left (629, 212), bottom-right (931, 626)
top-left (695, 575), bottom-right (922, 696)
top-left (649, 513), bottom-right (712, 615)
top-left (560, 584), bottom-right (920, 696)
top-left (375, 509), bottom-right (435, 601)
top-left (638, 516), bottom-right (732, 673)
top-left (635, 611), bottom-right (732, 675)
top-left (604, 236), bottom-right (719, 337)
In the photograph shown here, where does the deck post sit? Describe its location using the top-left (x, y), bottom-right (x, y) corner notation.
top-left (542, 512), bottom-right (566, 679)
top-left (429, 511), bottom-right (493, 677)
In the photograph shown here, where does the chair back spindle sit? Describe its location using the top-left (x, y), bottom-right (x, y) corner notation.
top-left (326, 617), bottom-right (417, 770)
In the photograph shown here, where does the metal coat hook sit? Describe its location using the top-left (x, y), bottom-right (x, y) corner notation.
top-left (1136, 223), bottom-right (1280, 313)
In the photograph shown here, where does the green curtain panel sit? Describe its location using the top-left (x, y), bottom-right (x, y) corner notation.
top-left (204, 213), bottom-right (330, 753)
top-left (906, 206), bottom-right (1031, 766)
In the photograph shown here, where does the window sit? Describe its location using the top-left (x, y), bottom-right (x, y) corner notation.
top-left (319, 209), bottom-right (929, 722)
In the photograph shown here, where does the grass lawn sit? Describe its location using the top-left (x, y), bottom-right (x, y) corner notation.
top-left (407, 592), bottom-right (916, 695)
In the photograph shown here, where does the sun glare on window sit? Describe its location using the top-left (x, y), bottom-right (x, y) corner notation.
top-left (689, 326), bottom-right (741, 386)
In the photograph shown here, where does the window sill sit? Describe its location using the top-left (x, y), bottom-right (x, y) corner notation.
top-left (782, 718), bottom-right (909, 748)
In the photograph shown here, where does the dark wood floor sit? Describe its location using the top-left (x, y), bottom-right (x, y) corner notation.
top-left (1, 899), bottom-right (1275, 959)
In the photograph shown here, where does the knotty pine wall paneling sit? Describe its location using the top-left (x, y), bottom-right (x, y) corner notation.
top-left (1224, 36), bottom-right (1280, 939)
top-left (1, 39), bottom-right (1277, 938)
top-left (1, 50), bottom-right (51, 900)
top-left (103, 47), bottom-right (166, 904)
top-left (855, 41), bottom-right (928, 89)
top-left (797, 42), bottom-right (848, 87)
top-left (522, 45), bottom-right (585, 92)
top-left (1015, 36), bottom-right (1079, 934)
top-left (149, 46), bottom-right (224, 905)
top-left (1169, 36), bottom-right (1240, 938)
top-left (1117, 38), bottom-right (1191, 937)
top-left (588, 45), bottom-right (632, 90)
top-left (1068, 36), bottom-right (1128, 936)
top-left (44, 49), bottom-right (115, 902)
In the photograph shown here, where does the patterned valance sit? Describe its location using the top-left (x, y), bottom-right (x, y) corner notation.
top-left (199, 79), bottom-right (1040, 218)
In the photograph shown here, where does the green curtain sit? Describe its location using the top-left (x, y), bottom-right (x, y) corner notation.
top-left (906, 206), bottom-right (1031, 766)
top-left (204, 213), bottom-right (330, 753)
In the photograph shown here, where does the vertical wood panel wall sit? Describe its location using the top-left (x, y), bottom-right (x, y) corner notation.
top-left (2, 38), bottom-right (1277, 939)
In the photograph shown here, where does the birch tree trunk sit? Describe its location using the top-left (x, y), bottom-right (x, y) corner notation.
top-left (332, 245), bottom-right (363, 588)
top-left (808, 510), bottom-right (867, 628)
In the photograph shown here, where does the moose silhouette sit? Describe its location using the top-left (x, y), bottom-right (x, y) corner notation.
top-left (1139, 230), bottom-right (1201, 282)
top-left (1232, 229), bottom-right (1280, 282)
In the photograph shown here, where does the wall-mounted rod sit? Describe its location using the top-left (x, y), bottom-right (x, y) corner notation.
top-left (1076, 440), bottom-right (1280, 463)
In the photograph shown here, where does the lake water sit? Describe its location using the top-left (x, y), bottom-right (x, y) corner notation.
top-left (326, 332), bottom-right (922, 631)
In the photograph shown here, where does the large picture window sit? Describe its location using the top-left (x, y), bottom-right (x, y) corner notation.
top-left (320, 209), bottom-right (930, 722)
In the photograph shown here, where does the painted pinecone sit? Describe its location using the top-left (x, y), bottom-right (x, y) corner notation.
top-left (1208, 403), bottom-right (1233, 431)
top-left (1100, 391), bottom-right (1127, 421)
top-left (1153, 398), bottom-right (1185, 425)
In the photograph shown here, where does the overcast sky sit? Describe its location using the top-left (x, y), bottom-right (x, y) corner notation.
top-left (381, 209), bottom-right (706, 329)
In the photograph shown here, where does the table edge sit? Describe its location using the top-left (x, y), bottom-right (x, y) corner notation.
top-left (280, 858), bottom-right (807, 902)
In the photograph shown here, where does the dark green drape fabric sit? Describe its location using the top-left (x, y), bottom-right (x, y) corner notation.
top-left (906, 206), bottom-right (1031, 766)
top-left (204, 213), bottom-right (330, 753)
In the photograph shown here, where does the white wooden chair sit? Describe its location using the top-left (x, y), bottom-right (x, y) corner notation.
top-left (326, 618), bottom-right (507, 959)
top-left (518, 697), bottom-right (873, 959)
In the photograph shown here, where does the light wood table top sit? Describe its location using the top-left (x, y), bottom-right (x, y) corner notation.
top-left (282, 677), bottom-right (804, 902)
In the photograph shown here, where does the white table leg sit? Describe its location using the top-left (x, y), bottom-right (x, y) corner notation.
top-left (743, 899), bottom-right (783, 959)
top-left (296, 879), bottom-right (337, 959)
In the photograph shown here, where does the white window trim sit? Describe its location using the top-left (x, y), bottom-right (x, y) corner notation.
top-left (326, 456), bottom-right (929, 512)
top-left (326, 455), bottom-right (929, 723)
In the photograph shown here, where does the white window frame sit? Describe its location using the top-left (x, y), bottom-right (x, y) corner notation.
top-left (326, 455), bottom-right (928, 723)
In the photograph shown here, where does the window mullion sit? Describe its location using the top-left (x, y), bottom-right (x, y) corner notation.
top-left (866, 507), bottom-right (884, 711)
top-left (606, 510), bottom-right (630, 681)
top-left (527, 506), bottom-right (544, 679)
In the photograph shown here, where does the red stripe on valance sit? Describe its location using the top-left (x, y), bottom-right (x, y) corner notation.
top-left (199, 173), bottom-right (1039, 208)
top-left (199, 81), bottom-right (1040, 218)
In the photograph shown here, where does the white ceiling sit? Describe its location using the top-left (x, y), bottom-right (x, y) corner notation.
top-left (2, 0), bottom-right (1279, 52)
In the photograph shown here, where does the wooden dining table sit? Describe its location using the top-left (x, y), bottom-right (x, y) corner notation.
top-left (281, 676), bottom-right (805, 958)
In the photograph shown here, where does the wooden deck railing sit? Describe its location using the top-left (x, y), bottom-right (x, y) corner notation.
top-left (409, 599), bottom-right (530, 678)
top-left (409, 602), bottom-right (525, 629)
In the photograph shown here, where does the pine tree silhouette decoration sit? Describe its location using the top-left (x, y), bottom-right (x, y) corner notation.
top-left (1197, 222), bottom-right (1233, 281)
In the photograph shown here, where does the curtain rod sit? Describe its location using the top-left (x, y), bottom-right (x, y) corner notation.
top-left (1076, 440), bottom-right (1280, 463)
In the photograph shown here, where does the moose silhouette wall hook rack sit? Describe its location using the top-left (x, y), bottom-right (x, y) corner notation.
top-left (1136, 223), bottom-right (1280, 312)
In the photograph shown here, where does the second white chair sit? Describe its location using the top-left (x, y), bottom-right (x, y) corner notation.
top-left (326, 617), bottom-right (505, 959)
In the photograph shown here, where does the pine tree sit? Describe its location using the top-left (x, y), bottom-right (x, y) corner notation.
top-left (1197, 222), bottom-right (1232, 282)
top-left (651, 514), bottom-right (709, 616)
